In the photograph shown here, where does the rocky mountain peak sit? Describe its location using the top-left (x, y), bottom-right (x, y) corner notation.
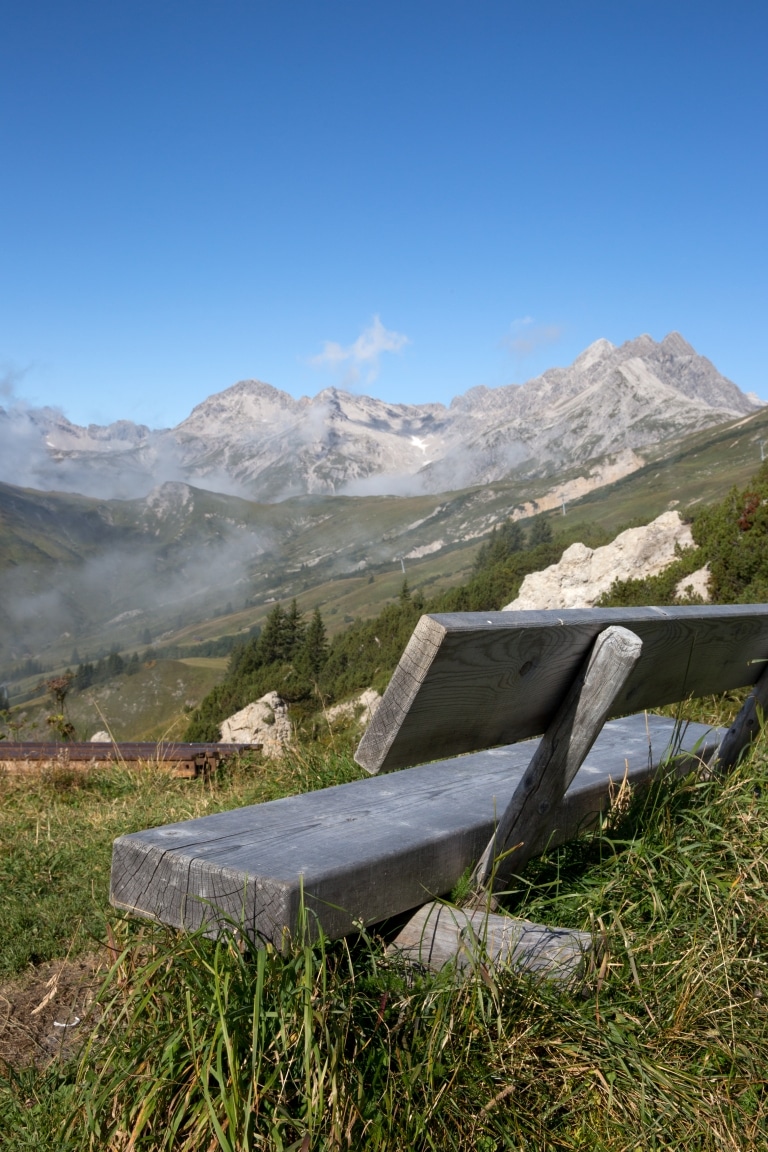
top-left (0, 333), bottom-right (760, 501)
top-left (572, 337), bottom-right (615, 372)
top-left (660, 331), bottom-right (697, 357)
top-left (178, 379), bottom-right (301, 439)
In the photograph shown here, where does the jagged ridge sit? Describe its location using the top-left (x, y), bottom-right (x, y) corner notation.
top-left (1, 332), bottom-right (758, 501)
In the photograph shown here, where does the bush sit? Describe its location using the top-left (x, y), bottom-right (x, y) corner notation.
top-left (600, 462), bottom-right (768, 609)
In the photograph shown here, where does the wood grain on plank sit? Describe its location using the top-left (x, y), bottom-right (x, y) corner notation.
top-left (111, 715), bottom-right (722, 944)
top-left (352, 614), bottom-right (446, 774)
top-left (388, 901), bottom-right (592, 983)
top-left (355, 606), bottom-right (768, 773)
top-left (472, 625), bottom-right (643, 889)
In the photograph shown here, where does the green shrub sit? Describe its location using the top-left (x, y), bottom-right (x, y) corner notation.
top-left (693, 461), bottom-right (768, 602)
top-left (600, 462), bottom-right (768, 609)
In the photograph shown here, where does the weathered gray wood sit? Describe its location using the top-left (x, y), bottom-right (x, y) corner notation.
top-left (110, 715), bottom-right (721, 943)
top-left (388, 901), bottom-right (592, 983)
top-left (355, 606), bottom-right (768, 774)
top-left (0, 742), bottom-right (259, 779)
top-left (0, 742), bottom-right (257, 760)
top-left (472, 625), bottom-right (643, 889)
top-left (711, 661), bottom-right (768, 772)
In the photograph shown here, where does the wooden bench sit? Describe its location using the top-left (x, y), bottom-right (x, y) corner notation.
top-left (1, 741), bottom-right (260, 779)
top-left (110, 605), bottom-right (768, 975)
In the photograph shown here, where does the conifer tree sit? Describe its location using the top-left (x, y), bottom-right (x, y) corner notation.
top-left (283, 599), bottom-right (307, 660)
top-left (301, 607), bottom-right (328, 676)
top-left (256, 603), bottom-right (288, 665)
top-left (528, 515), bottom-right (553, 548)
top-left (473, 519), bottom-right (525, 573)
top-left (498, 519), bottom-right (524, 555)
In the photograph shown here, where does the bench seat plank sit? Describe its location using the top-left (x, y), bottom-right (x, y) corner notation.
top-left (111, 714), bottom-right (721, 944)
top-left (355, 606), bottom-right (768, 774)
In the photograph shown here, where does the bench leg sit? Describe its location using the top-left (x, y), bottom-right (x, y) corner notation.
top-left (387, 901), bottom-right (594, 984)
top-left (471, 624), bottom-right (644, 894)
top-left (388, 627), bottom-right (643, 980)
top-left (711, 661), bottom-right (768, 773)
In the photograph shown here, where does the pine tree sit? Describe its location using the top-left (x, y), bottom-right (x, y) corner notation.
top-left (256, 603), bottom-right (288, 665)
top-left (528, 515), bottom-right (553, 548)
top-left (301, 607), bottom-right (328, 677)
top-left (473, 520), bottom-right (525, 573)
top-left (74, 662), bottom-right (94, 691)
top-left (498, 519), bottom-right (524, 556)
top-left (283, 599), bottom-right (307, 660)
top-left (472, 532), bottom-right (493, 574)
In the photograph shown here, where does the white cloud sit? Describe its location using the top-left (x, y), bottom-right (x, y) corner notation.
top-left (310, 316), bottom-right (410, 385)
top-left (504, 318), bottom-right (563, 358)
top-left (0, 362), bottom-right (32, 401)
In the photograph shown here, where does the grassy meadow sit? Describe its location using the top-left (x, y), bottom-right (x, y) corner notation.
top-left (1, 699), bottom-right (767, 1150)
top-left (8, 658), bottom-right (229, 743)
top-left (4, 453), bottom-right (768, 1147)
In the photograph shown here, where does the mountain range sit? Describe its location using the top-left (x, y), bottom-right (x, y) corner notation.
top-left (1, 333), bottom-right (758, 501)
top-left (2, 330), bottom-right (766, 690)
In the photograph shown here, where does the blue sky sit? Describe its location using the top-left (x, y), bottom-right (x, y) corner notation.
top-left (2, 1), bottom-right (766, 428)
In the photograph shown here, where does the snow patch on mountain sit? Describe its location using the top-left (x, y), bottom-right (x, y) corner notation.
top-left (1, 333), bottom-right (759, 500)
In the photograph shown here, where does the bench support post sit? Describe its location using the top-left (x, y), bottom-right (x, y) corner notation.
top-left (712, 661), bottom-right (768, 773)
top-left (471, 624), bottom-right (643, 894)
top-left (388, 626), bottom-right (644, 981)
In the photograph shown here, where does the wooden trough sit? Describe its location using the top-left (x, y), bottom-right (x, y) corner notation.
top-left (0, 741), bottom-right (261, 780)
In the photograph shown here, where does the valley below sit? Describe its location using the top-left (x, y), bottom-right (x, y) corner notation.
top-left (2, 331), bottom-right (767, 739)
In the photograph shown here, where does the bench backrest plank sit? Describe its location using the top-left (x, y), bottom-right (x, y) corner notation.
top-left (355, 605), bottom-right (768, 774)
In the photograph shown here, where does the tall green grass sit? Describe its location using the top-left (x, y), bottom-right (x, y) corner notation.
top-left (2, 734), bottom-right (768, 1149)
top-left (0, 747), bottom-right (364, 977)
top-left (65, 752), bottom-right (768, 1146)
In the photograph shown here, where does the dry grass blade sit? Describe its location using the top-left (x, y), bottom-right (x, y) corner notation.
top-left (1, 730), bottom-right (768, 1149)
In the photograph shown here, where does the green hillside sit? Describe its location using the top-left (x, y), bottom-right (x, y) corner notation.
top-left (4, 404), bottom-right (768, 737)
top-left (5, 658), bottom-right (227, 742)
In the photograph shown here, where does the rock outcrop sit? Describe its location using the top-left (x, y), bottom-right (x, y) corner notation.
top-left (220, 692), bottom-right (294, 759)
top-left (325, 688), bottom-right (382, 727)
top-left (503, 511), bottom-right (697, 611)
top-left (675, 565), bottom-right (711, 601)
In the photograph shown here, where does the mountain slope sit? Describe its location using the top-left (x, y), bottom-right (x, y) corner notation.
top-left (4, 397), bottom-right (768, 681)
top-left (1, 333), bottom-right (757, 501)
top-left (170, 332), bottom-right (758, 497)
